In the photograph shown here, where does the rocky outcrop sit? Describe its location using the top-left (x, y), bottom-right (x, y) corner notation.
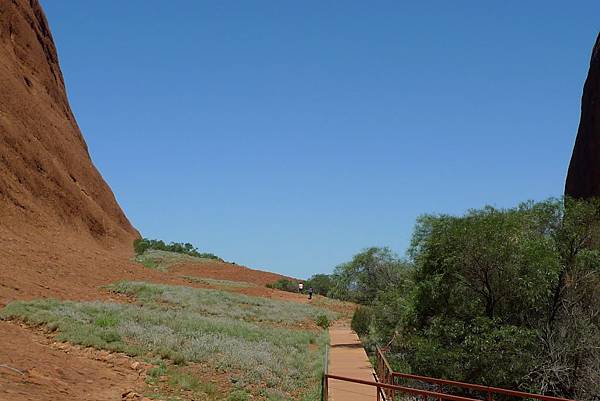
top-left (566, 33), bottom-right (600, 199)
top-left (0, 0), bottom-right (138, 248)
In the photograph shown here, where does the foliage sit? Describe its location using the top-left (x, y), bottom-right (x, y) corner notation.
top-left (266, 278), bottom-right (299, 293)
top-left (228, 390), bottom-right (250, 401)
top-left (267, 274), bottom-right (335, 298)
top-left (351, 306), bottom-right (373, 337)
top-left (329, 247), bottom-right (411, 304)
top-left (133, 238), bottom-right (222, 261)
top-left (330, 198), bottom-right (600, 400)
top-left (314, 314), bottom-right (330, 329)
top-left (305, 274), bottom-right (334, 296)
top-left (134, 249), bottom-right (223, 272)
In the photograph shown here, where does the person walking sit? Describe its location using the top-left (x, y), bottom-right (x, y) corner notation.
top-left (308, 287), bottom-right (314, 300)
top-left (298, 282), bottom-right (304, 294)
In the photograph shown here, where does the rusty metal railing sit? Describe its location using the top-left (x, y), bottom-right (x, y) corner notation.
top-left (375, 346), bottom-right (575, 401)
top-left (324, 373), bottom-right (483, 401)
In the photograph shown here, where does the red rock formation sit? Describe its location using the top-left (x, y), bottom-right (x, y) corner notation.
top-left (566, 33), bottom-right (600, 199)
top-left (0, 0), bottom-right (138, 248)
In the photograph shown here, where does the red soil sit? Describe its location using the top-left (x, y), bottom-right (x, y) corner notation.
top-left (170, 259), bottom-right (295, 287)
top-left (0, 322), bottom-right (146, 401)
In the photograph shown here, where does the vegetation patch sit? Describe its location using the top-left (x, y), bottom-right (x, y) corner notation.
top-left (1, 279), bottom-right (335, 400)
top-left (266, 275), bottom-right (334, 298)
top-left (182, 275), bottom-right (254, 289)
top-left (323, 197), bottom-right (600, 399)
top-left (145, 361), bottom-right (223, 401)
top-left (266, 278), bottom-right (299, 293)
top-left (134, 249), bottom-right (222, 272)
top-left (0, 298), bottom-right (327, 400)
top-left (134, 238), bottom-right (223, 261)
top-left (106, 281), bottom-right (338, 324)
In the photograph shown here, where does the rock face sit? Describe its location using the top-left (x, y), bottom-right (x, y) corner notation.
top-left (566, 33), bottom-right (600, 199)
top-left (0, 0), bottom-right (138, 247)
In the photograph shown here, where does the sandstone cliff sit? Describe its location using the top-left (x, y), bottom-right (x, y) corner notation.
top-left (566, 34), bottom-right (600, 199)
top-left (0, 0), bottom-right (138, 248)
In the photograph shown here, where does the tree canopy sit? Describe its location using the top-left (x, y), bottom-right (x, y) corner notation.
top-left (323, 198), bottom-right (600, 400)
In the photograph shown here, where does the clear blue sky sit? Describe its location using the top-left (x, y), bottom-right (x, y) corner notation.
top-left (42, 1), bottom-right (599, 278)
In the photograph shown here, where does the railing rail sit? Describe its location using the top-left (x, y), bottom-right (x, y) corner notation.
top-left (375, 346), bottom-right (576, 401)
top-left (325, 373), bottom-right (482, 401)
top-left (321, 343), bottom-right (577, 401)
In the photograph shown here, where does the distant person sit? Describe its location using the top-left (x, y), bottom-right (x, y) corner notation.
top-left (298, 282), bottom-right (304, 293)
top-left (308, 287), bottom-right (314, 300)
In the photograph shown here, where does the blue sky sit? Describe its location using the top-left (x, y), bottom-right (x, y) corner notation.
top-left (42, 1), bottom-right (599, 278)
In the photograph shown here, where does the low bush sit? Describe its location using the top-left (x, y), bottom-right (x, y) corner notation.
top-left (351, 306), bottom-right (373, 337)
top-left (266, 278), bottom-right (299, 293)
top-left (228, 390), bottom-right (250, 401)
top-left (315, 314), bottom-right (330, 329)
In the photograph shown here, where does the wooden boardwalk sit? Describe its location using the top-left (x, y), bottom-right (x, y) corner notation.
top-left (327, 321), bottom-right (377, 401)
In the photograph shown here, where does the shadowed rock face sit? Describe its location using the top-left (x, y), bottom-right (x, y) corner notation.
top-left (0, 0), bottom-right (138, 248)
top-left (566, 33), bottom-right (600, 199)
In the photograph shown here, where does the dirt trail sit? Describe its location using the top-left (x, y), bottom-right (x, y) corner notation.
top-left (328, 321), bottom-right (377, 401)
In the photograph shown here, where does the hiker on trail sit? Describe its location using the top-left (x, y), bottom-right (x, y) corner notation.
top-left (298, 282), bottom-right (304, 293)
top-left (308, 287), bottom-right (313, 300)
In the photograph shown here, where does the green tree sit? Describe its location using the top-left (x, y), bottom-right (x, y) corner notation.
top-left (382, 198), bottom-right (600, 397)
top-left (329, 247), bottom-right (409, 304)
top-left (305, 274), bottom-right (333, 296)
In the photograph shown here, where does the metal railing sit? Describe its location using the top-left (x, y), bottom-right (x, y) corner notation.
top-left (322, 344), bottom-right (329, 401)
top-left (324, 373), bottom-right (484, 401)
top-left (323, 342), bottom-right (482, 401)
top-left (321, 342), bottom-right (577, 401)
top-left (375, 346), bottom-right (576, 401)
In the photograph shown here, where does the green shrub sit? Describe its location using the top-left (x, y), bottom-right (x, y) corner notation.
top-left (351, 306), bottom-right (373, 337)
top-left (228, 390), bottom-right (250, 401)
top-left (146, 361), bottom-right (167, 382)
top-left (133, 238), bottom-right (223, 261)
top-left (266, 278), bottom-right (299, 293)
top-left (315, 314), bottom-right (330, 329)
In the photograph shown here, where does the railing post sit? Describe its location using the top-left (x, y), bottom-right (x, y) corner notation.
top-left (322, 345), bottom-right (329, 401)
